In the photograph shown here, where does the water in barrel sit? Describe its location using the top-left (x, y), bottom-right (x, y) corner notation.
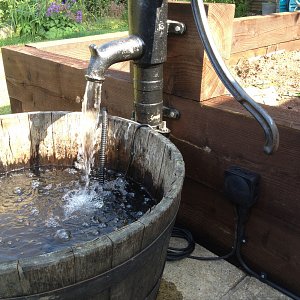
top-left (0, 82), bottom-right (155, 261)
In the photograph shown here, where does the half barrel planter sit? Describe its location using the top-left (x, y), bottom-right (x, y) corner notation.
top-left (0, 111), bottom-right (185, 299)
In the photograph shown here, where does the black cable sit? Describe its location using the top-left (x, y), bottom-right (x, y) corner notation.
top-left (167, 206), bottom-right (300, 300)
top-left (167, 209), bottom-right (238, 262)
top-left (234, 210), bottom-right (300, 300)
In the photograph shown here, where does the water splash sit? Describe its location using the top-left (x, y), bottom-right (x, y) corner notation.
top-left (76, 81), bottom-right (103, 187)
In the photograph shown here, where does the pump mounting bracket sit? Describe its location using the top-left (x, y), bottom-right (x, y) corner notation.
top-left (167, 20), bottom-right (186, 35)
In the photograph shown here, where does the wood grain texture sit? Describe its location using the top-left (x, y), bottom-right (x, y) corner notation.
top-left (165, 2), bottom-right (235, 101)
top-left (0, 113), bottom-right (184, 298)
top-left (2, 46), bottom-right (86, 112)
top-left (231, 12), bottom-right (300, 54)
top-left (229, 38), bottom-right (300, 65)
top-left (0, 113), bottom-right (31, 172)
top-left (0, 261), bottom-right (23, 298)
top-left (18, 248), bottom-right (75, 295)
top-left (72, 235), bottom-right (112, 282)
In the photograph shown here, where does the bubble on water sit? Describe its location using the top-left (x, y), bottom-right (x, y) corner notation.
top-left (136, 211), bottom-right (143, 217)
top-left (84, 228), bottom-right (99, 236)
top-left (45, 216), bottom-right (60, 228)
top-left (54, 229), bottom-right (71, 241)
top-left (98, 222), bottom-right (107, 228)
top-left (44, 184), bottom-right (53, 190)
top-left (65, 168), bottom-right (78, 175)
top-left (31, 208), bottom-right (39, 216)
top-left (82, 222), bottom-right (89, 227)
top-left (63, 184), bottom-right (104, 218)
top-left (126, 204), bottom-right (132, 209)
top-left (13, 187), bottom-right (23, 195)
top-left (31, 180), bottom-right (40, 189)
top-left (7, 241), bottom-right (12, 245)
top-left (0, 237), bottom-right (2, 243)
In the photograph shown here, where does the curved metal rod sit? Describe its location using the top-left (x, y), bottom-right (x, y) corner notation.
top-left (191, 0), bottom-right (279, 154)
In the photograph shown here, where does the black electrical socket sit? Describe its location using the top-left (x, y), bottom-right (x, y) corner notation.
top-left (224, 166), bottom-right (260, 208)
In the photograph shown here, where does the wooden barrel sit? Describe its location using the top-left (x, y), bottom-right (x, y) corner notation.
top-left (0, 112), bottom-right (184, 299)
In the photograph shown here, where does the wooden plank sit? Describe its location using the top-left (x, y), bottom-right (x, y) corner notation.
top-left (28, 112), bottom-right (55, 167)
top-left (0, 261), bottom-right (23, 298)
top-left (2, 46), bottom-right (86, 113)
top-left (108, 222), bottom-right (144, 299)
top-left (229, 39), bottom-right (300, 65)
top-left (0, 113), bottom-right (31, 172)
top-left (231, 12), bottom-right (300, 54)
top-left (18, 248), bottom-right (75, 295)
top-left (72, 235), bottom-right (112, 282)
top-left (51, 112), bottom-right (81, 166)
top-left (165, 2), bottom-right (234, 101)
top-left (101, 71), bottom-right (133, 120)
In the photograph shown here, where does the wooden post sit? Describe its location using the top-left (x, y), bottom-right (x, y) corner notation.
top-left (165, 2), bottom-right (235, 102)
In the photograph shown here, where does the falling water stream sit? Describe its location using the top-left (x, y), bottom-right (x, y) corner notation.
top-left (0, 81), bottom-right (156, 261)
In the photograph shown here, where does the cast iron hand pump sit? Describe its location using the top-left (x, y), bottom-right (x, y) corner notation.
top-left (86, 0), bottom-right (279, 154)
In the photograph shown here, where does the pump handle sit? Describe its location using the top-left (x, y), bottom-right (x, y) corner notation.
top-left (191, 0), bottom-right (279, 154)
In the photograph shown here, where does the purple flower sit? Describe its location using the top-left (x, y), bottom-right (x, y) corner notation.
top-left (46, 2), bottom-right (61, 16)
top-left (75, 10), bottom-right (82, 23)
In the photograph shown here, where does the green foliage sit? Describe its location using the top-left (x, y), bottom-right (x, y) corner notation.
top-left (0, 0), bottom-right (9, 24)
top-left (0, 105), bottom-right (11, 115)
top-left (234, 0), bottom-right (250, 17)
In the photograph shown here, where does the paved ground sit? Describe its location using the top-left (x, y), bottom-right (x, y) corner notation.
top-left (158, 239), bottom-right (290, 300)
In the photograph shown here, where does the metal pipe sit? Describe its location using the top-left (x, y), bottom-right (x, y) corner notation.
top-left (85, 0), bottom-right (168, 130)
top-left (129, 0), bottom-right (168, 127)
top-left (191, 0), bottom-right (279, 154)
top-left (85, 35), bottom-right (144, 82)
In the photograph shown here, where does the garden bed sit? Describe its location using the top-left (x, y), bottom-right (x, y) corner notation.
top-left (230, 50), bottom-right (300, 112)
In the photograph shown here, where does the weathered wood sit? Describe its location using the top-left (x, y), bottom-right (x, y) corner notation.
top-left (0, 113), bottom-right (31, 172)
top-left (231, 12), bottom-right (300, 54)
top-left (18, 248), bottom-right (75, 295)
top-left (0, 112), bottom-right (184, 299)
top-left (0, 261), bottom-right (23, 298)
top-left (165, 2), bottom-right (235, 101)
top-left (72, 235), bottom-right (112, 282)
top-left (51, 112), bottom-right (81, 165)
top-left (28, 112), bottom-right (55, 167)
top-left (109, 222), bottom-right (144, 299)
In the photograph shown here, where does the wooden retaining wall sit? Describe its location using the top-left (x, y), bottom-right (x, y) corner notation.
top-left (2, 1), bottom-right (300, 296)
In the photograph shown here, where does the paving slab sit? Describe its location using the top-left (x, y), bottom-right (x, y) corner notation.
top-left (158, 239), bottom-right (290, 300)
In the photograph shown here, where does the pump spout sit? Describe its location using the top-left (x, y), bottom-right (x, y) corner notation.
top-left (85, 35), bottom-right (144, 82)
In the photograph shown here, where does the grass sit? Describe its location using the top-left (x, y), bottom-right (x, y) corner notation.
top-left (0, 105), bottom-right (11, 114)
top-left (0, 18), bottom-right (128, 47)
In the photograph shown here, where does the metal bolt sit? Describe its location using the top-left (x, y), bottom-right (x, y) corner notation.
top-left (175, 25), bottom-right (181, 32)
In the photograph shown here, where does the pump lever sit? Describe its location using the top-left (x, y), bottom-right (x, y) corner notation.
top-left (191, 0), bottom-right (279, 154)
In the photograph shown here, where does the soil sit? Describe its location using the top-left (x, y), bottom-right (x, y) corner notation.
top-left (229, 50), bottom-right (300, 112)
top-left (157, 279), bottom-right (183, 300)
